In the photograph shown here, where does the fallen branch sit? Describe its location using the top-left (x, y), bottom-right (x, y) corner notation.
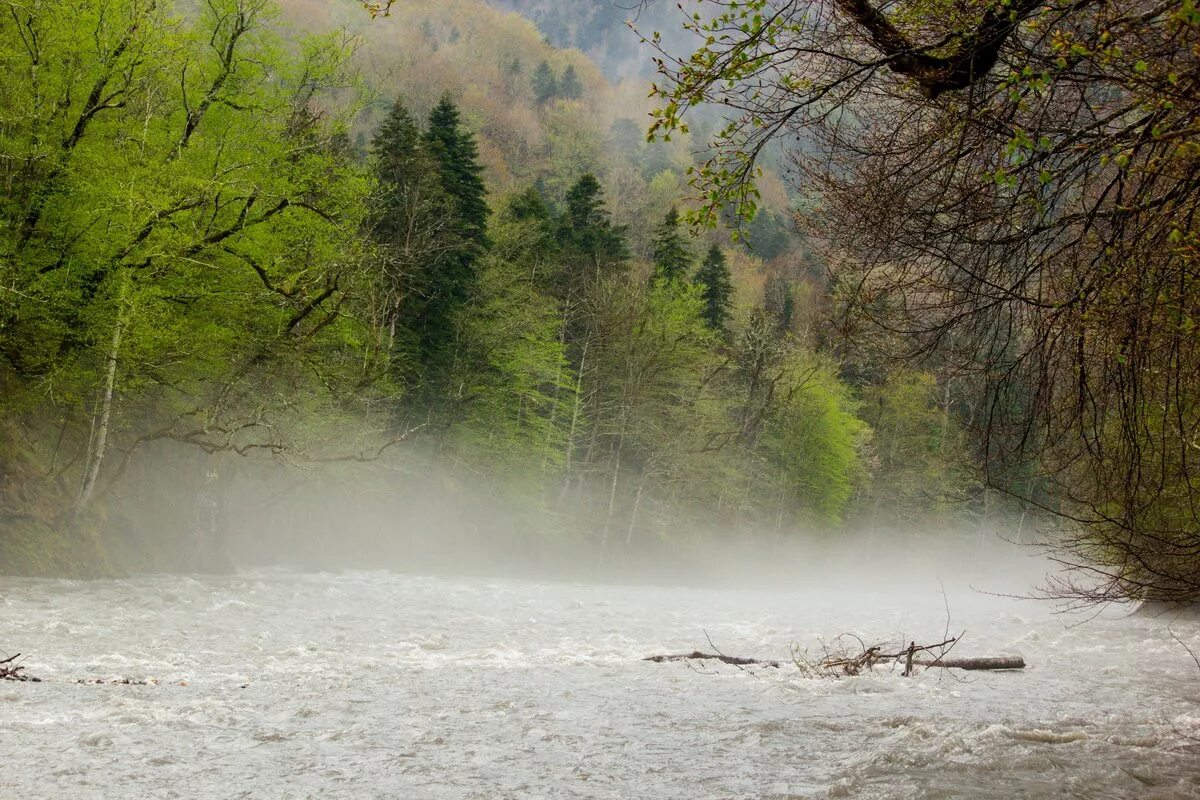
top-left (912, 656), bottom-right (1025, 670)
top-left (643, 650), bottom-right (781, 668)
top-left (646, 632), bottom-right (1025, 677)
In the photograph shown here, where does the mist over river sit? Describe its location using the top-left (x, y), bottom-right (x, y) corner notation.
top-left (2, 569), bottom-right (1199, 799)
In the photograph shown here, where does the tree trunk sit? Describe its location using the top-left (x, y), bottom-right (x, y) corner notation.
top-left (75, 288), bottom-right (128, 515)
top-left (913, 656), bottom-right (1025, 670)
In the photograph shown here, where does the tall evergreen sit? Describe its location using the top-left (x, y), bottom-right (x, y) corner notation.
top-left (425, 94), bottom-right (489, 251)
top-left (504, 186), bottom-right (559, 273)
top-left (650, 207), bottom-right (693, 284)
top-left (556, 173), bottom-right (628, 291)
top-left (369, 99), bottom-right (452, 367)
top-left (559, 64), bottom-right (583, 99)
top-left (532, 60), bottom-right (558, 104)
top-left (695, 245), bottom-right (733, 331)
top-left (395, 94), bottom-right (487, 392)
top-left (372, 101), bottom-right (419, 168)
top-left (371, 100), bottom-right (440, 240)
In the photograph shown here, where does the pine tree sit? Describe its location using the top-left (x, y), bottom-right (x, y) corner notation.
top-left (532, 60), bottom-right (558, 104)
top-left (559, 64), bottom-right (583, 100)
top-left (695, 245), bottom-right (733, 331)
top-left (650, 207), bottom-right (693, 284)
top-left (507, 186), bottom-right (558, 266)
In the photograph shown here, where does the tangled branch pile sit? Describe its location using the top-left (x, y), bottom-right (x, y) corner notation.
top-left (1, 654), bottom-right (39, 682)
top-left (793, 635), bottom-right (963, 678)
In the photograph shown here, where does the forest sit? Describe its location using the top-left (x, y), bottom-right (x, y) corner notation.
top-left (1, 0), bottom-right (1196, 608)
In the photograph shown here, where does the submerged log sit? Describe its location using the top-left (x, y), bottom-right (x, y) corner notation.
top-left (914, 656), bottom-right (1025, 670)
top-left (643, 650), bottom-right (781, 668)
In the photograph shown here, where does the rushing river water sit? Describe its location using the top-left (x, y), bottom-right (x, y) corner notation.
top-left (1, 568), bottom-right (1199, 799)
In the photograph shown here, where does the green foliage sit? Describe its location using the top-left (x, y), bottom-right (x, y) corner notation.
top-left (763, 274), bottom-right (794, 333)
top-left (426, 95), bottom-right (490, 248)
top-left (370, 94), bottom-right (491, 399)
top-left (0, 0), bottom-right (387, 569)
top-left (450, 197), bottom-right (571, 495)
top-left (858, 370), bottom-right (972, 524)
top-left (757, 352), bottom-right (867, 525)
top-left (0, 0), bottom-right (981, 575)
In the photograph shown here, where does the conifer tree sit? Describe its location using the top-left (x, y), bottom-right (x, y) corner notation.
top-left (405, 94), bottom-right (489, 387)
top-left (371, 100), bottom-right (439, 240)
top-left (559, 64), bottom-right (583, 100)
top-left (556, 173), bottom-right (628, 291)
top-left (425, 94), bottom-right (489, 251)
top-left (507, 186), bottom-right (558, 265)
top-left (532, 60), bottom-right (558, 104)
top-left (695, 245), bottom-right (733, 331)
top-left (369, 99), bottom-right (453, 369)
top-left (650, 207), bottom-right (693, 284)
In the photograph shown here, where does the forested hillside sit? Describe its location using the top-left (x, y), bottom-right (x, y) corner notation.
top-left (484, 0), bottom-right (695, 80)
top-left (0, 0), bottom-right (979, 577)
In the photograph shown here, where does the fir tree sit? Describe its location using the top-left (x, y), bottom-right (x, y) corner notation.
top-left (559, 64), bottom-right (583, 99)
top-left (695, 245), bottom-right (733, 331)
top-left (506, 187), bottom-right (558, 265)
top-left (372, 101), bottom-right (420, 167)
top-left (532, 60), bottom-right (558, 104)
top-left (650, 206), bottom-right (693, 284)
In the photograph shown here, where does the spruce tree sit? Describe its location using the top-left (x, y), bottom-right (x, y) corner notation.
top-left (369, 100), bottom-right (454, 382)
top-left (650, 206), bottom-right (693, 284)
top-left (507, 186), bottom-right (558, 265)
top-left (557, 173), bottom-right (628, 290)
top-left (695, 245), bottom-right (733, 331)
top-left (532, 60), bottom-right (558, 104)
top-left (425, 94), bottom-right (489, 250)
top-left (399, 94), bottom-right (487, 386)
top-left (372, 101), bottom-right (421, 180)
top-left (559, 64), bottom-right (583, 99)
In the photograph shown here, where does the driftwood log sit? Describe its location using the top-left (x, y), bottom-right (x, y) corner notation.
top-left (645, 635), bottom-right (1025, 675)
top-left (643, 651), bottom-right (780, 667)
top-left (912, 656), bottom-right (1025, 670)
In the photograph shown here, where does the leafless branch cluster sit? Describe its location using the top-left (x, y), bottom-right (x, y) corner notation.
top-left (650, 0), bottom-right (1200, 603)
top-left (0, 653), bottom-right (39, 682)
top-left (792, 633), bottom-right (963, 677)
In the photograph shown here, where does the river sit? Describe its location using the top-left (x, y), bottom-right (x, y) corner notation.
top-left (2, 569), bottom-right (1198, 798)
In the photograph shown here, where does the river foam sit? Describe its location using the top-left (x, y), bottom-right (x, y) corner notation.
top-left (1, 569), bottom-right (1198, 798)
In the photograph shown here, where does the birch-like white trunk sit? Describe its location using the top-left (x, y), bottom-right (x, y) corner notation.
top-left (76, 285), bottom-right (128, 515)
